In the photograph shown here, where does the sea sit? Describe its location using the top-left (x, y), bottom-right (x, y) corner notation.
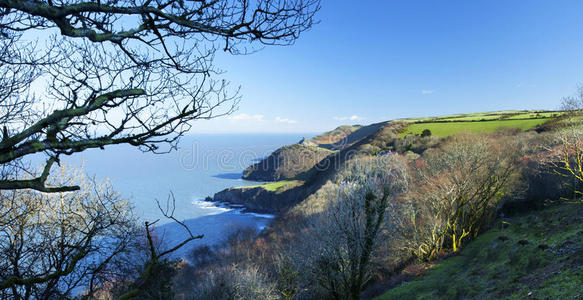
top-left (59, 133), bottom-right (314, 259)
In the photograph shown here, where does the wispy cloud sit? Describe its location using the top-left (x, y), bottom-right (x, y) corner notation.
top-left (334, 115), bottom-right (362, 121)
top-left (227, 113), bottom-right (265, 122)
top-left (516, 83), bottom-right (536, 88)
top-left (275, 116), bottom-right (297, 124)
top-left (421, 89), bottom-right (435, 95)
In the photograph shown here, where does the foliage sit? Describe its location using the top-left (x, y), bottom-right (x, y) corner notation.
top-left (420, 129), bottom-right (432, 137)
top-left (498, 130), bottom-right (571, 214)
top-left (391, 135), bottom-right (440, 154)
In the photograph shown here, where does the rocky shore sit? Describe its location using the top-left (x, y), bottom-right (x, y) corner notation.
top-left (205, 186), bottom-right (282, 214)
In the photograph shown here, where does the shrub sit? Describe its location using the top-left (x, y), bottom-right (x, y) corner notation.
top-left (420, 129), bottom-right (432, 137)
top-left (547, 127), bottom-right (583, 200)
top-left (410, 133), bottom-right (522, 258)
top-left (392, 135), bottom-right (440, 154)
top-left (292, 155), bottom-right (408, 299)
top-left (192, 264), bottom-right (278, 300)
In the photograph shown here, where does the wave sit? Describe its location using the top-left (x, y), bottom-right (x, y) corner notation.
top-left (191, 198), bottom-right (235, 214)
top-left (191, 198), bottom-right (275, 219)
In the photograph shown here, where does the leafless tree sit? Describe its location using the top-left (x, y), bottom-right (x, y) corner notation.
top-left (0, 0), bottom-right (320, 192)
top-left (549, 128), bottom-right (583, 200)
top-left (297, 155), bottom-right (408, 299)
top-left (547, 88), bottom-right (583, 199)
top-left (114, 193), bottom-right (205, 299)
top-left (560, 84), bottom-right (583, 115)
top-left (0, 166), bottom-right (139, 299)
top-left (413, 134), bottom-right (521, 257)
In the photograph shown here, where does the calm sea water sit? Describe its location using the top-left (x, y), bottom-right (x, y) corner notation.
top-left (59, 133), bottom-right (314, 256)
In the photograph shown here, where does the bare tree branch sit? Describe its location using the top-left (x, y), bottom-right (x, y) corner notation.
top-left (0, 0), bottom-right (320, 192)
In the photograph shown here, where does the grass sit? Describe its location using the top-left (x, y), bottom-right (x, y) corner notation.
top-left (377, 203), bottom-right (583, 300)
top-left (242, 180), bottom-right (303, 192)
top-left (397, 110), bottom-right (564, 124)
top-left (400, 118), bottom-right (550, 137)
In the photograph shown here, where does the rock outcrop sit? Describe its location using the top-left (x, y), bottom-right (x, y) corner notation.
top-left (210, 185), bottom-right (311, 214)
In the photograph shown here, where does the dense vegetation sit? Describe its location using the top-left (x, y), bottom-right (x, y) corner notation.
top-left (179, 109), bottom-right (583, 299)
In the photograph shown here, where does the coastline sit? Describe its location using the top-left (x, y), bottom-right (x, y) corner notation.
top-left (197, 197), bottom-right (277, 219)
top-left (157, 198), bottom-right (276, 261)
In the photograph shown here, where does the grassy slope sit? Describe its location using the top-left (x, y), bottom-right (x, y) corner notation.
top-left (316, 122), bottom-right (388, 150)
top-left (310, 125), bottom-right (361, 145)
top-left (400, 118), bottom-right (549, 137)
top-left (398, 110), bottom-right (560, 123)
top-left (309, 145), bottom-right (335, 153)
top-left (378, 203), bottom-right (583, 300)
top-left (241, 180), bottom-right (303, 192)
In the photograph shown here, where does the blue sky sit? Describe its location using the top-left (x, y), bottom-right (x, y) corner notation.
top-left (189, 1), bottom-right (583, 132)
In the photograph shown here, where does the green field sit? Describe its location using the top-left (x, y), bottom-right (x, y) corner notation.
top-left (242, 180), bottom-right (303, 192)
top-left (397, 110), bottom-right (563, 124)
top-left (400, 118), bottom-right (550, 137)
top-left (377, 203), bottom-right (583, 300)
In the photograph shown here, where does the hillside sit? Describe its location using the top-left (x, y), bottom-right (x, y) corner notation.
top-left (309, 125), bottom-right (361, 146)
top-left (378, 202), bottom-right (583, 299)
top-left (211, 121), bottom-right (393, 213)
top-left (242, 122), bottom-right (386, 182)
top-left (190, 109), bottom-right (583, 300)
top-left (210, 110), bottom-right (564, 214)
top-left (315, 123), bottom-right (389, 150)
top-left (242, 143), bottom-right (332, 181)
